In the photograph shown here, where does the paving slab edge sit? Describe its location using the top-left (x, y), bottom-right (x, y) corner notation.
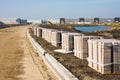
top-left (27, 30), bottom-right (78, 80)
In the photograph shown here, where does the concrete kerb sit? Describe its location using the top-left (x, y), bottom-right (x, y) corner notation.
top-left (45, 54), bottom-right (78, 80)
top-left (27, 30), bottom-right (78, 80)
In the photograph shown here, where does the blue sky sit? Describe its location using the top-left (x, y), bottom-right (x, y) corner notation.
top-left (0, 0), bottom-right (120, 19)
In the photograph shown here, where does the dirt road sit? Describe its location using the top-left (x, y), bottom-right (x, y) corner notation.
top-left (0, 26), bottom-right (58, 80)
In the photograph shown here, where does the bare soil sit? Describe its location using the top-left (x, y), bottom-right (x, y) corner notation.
top-left (0, 26), bottom-right (58, 80)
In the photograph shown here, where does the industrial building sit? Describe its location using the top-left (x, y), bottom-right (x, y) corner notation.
top-left (60, 18), bottom-right (65, 24)
top-left (87, 39), bottom-right (120, 74)
top-left (79, 18), bottom-right (85, 22)
top-left (74, 36), bottom-right (103, 59)
top-left (59, 18), bottom-right (118, 24)
top-left (16, 18), bottom-right (27, 24)
top-left (94, 18), bottom-right (100, 23)
top-left (114, 17), bottom-right (120, 23)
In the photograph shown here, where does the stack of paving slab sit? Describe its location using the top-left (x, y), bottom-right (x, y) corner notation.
top-left (61, 32), bottom-right (83, 53)
top-left (36, 27), bottom-right (42, 37)
top-left (113, 43), bottom-right (120, 73)
top-left (47, 29), bottom-right (52, 42)
top-left (30, 25), bottom-right (34, 31)
top-left (33, 26), bottom-right (37, 36)
top-left (87, 39), bottom-right (120, 74)
top-left (74, 36), bottom-right (103, 59)
top-left (42, 29), bottom-right (56, 43)
top-left (51, 30), bottom-right (65, 47)
top-left (45, 29), bottom-right (51, 42)
top-left (42, 28), bottom-right (47, 39)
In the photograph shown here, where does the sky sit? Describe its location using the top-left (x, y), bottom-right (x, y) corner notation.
top-left (0, 0), bottom-right (120, 20)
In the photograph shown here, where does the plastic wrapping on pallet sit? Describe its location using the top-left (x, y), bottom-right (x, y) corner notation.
top-left (33, 27), bottom-right (37, 36)
top-left (62, 32), bottom-right (83, 53)
top-left (51, 31), bottom-right (65, 47)
top-left (87, 39), bottom-right (120, 74)
top-left (36, 27), bottom-right (42, 37)
top-left (74, 36), bottom-right (102, 59)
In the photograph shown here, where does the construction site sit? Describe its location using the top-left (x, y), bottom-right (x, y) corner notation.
top-left (30, 24), bottom-right (120, 80)
top-left (1, 0), bottom-right (120, 80)
top-left (0, 22), bottom-right (120, 80)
